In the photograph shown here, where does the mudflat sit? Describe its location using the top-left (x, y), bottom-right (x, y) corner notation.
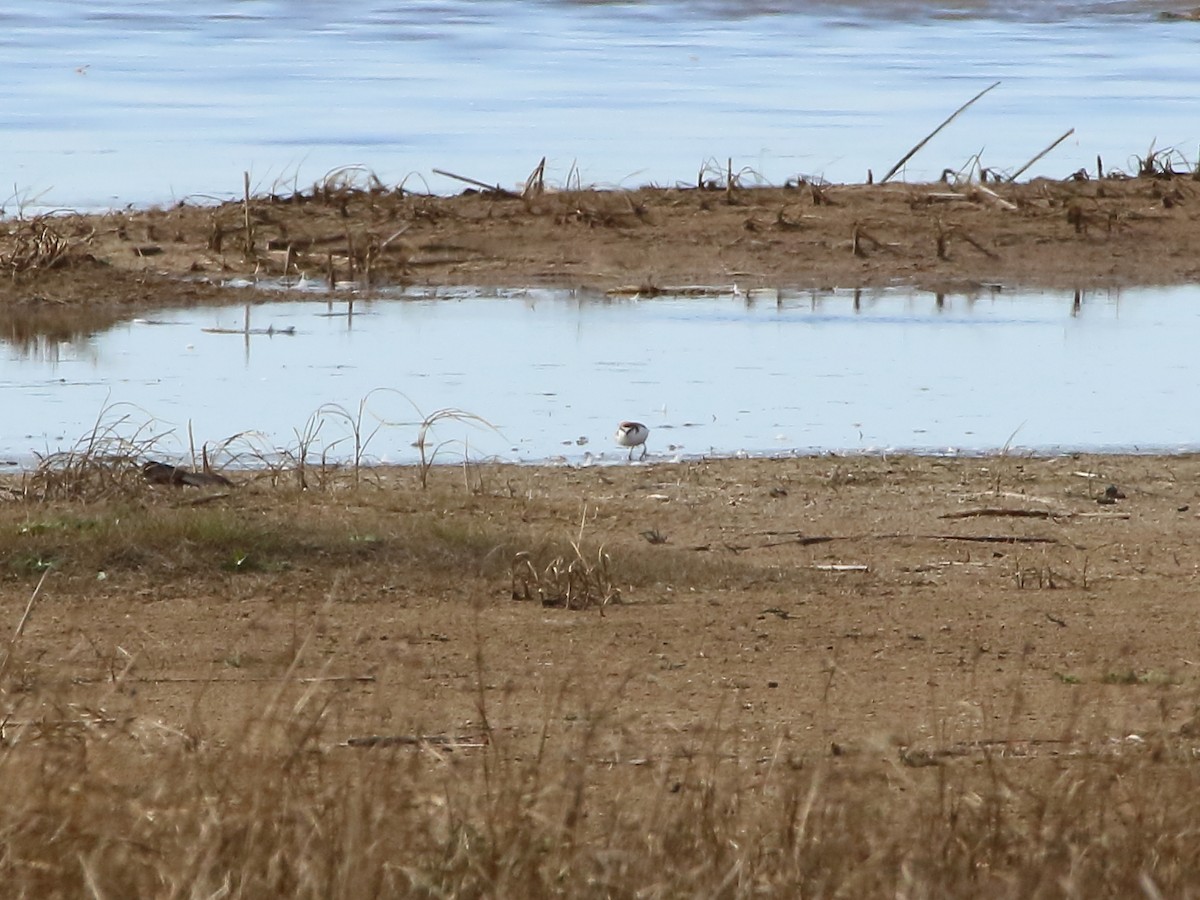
top-left (2, 175), bottom-right (1199, 320)
top-left (6, 452), bottom-right (1198, 753)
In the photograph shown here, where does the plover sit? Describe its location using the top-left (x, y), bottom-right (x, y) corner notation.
top-left (615, 421), bottom-right (650, 460)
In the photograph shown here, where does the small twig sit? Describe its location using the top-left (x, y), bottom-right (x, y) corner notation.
top-left (881, 81), bottom-right (1001, 184)
top-left (940, 507), bottom-right (1069, 520)
top-left (0, 569), bottom-right (49, 683)
top-left (853, 225), bottom-right (897, 253)
top-left (926, 192), bottom-right (975, 204)
top-left (760, 536), bottom-right (838, 548)
top-left (927, 533), bottom-right (1057, 544)
top-left (1008, 128), bottom-right (1076, 183)
top-left (378, 225), bottom-right (411, 251)
top-left (953, 227), bottom-right (998, 258)
top-left (756, 532), bottom-right (1057, 548)
top-left (182, 492), bottom-right (231, 506)
top-left (345, 733), bottom-right (488, 749)
top-left (70, 673), bottom-right (375, 685)
top-left (12, 569), bottom-right (47, 644)
top-left (242, 170), bottom-right (254, 259)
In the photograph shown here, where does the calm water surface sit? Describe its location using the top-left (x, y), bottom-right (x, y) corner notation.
top-left (3, 286), bottom-right (1198, 467)
top-left (2, 1), bottom-right (1198, 209)
top-left (4, 3), bottom-right (1198, 465)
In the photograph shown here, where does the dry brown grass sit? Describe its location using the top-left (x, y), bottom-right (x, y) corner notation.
top-left (3, 632), bottom-right (1200, 897)
top-left (21, 404), bottom-right (172, 503)
top-left (0, 215), bottom-right (79, 277)
top-left (5, 450), bottom-right (1200, 895)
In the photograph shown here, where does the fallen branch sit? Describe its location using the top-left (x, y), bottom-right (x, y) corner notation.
top-left (432, 167), bottom-right (517, 197)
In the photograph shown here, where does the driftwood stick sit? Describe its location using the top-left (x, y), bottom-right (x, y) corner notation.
top-left (522, 156), bottom-right (546, 198)
top-left (927, 534), bottom-right (1057, 544)
top-left (756, 531), bottom-right (1057, 548)
top-left (242, 170), bottom-right (254, 258)
top-left (972, 183), bottom-right (1018, 210)
top-left (881, 81), bottom-right (1001, 184)
top-left (69, 674), bottom-right (375, 685)
top-left (1007, 127), bottom-right (1076, 183)
top-left (940, 507), bottom-right (1068, 520)
top-left (432, 168), bottom-right (517, 197)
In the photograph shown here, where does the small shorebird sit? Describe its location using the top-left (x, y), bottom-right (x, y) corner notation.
top-left (615, 421), bottom-right (650, 460)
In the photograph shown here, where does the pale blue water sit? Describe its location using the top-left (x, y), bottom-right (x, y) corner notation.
top-left (3, 3), bottom-right (1198, 465)
top-left (2, 1), bottom-right (1198, 210)
top-left (3, 286), bottom-right (1198, 467)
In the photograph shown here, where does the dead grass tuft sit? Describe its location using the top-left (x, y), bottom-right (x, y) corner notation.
top-left (22, 403), bottom-right (172, 502)
top-left (0, 216), bottom-right (83, 277)
top-left (2, 649), bottom-right (1200, 897)
top-left (510, 543), bottom-right (620, 610)
top-left (4, 450), bottom-right (1200, 893)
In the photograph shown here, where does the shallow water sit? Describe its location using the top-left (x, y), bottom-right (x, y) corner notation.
top-left (6, 3), bottom-right (1198, 466)
top-left (3, 1), bottom-right (1199, 210)
top-left (3, 285), bottom-right (1199, 467)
